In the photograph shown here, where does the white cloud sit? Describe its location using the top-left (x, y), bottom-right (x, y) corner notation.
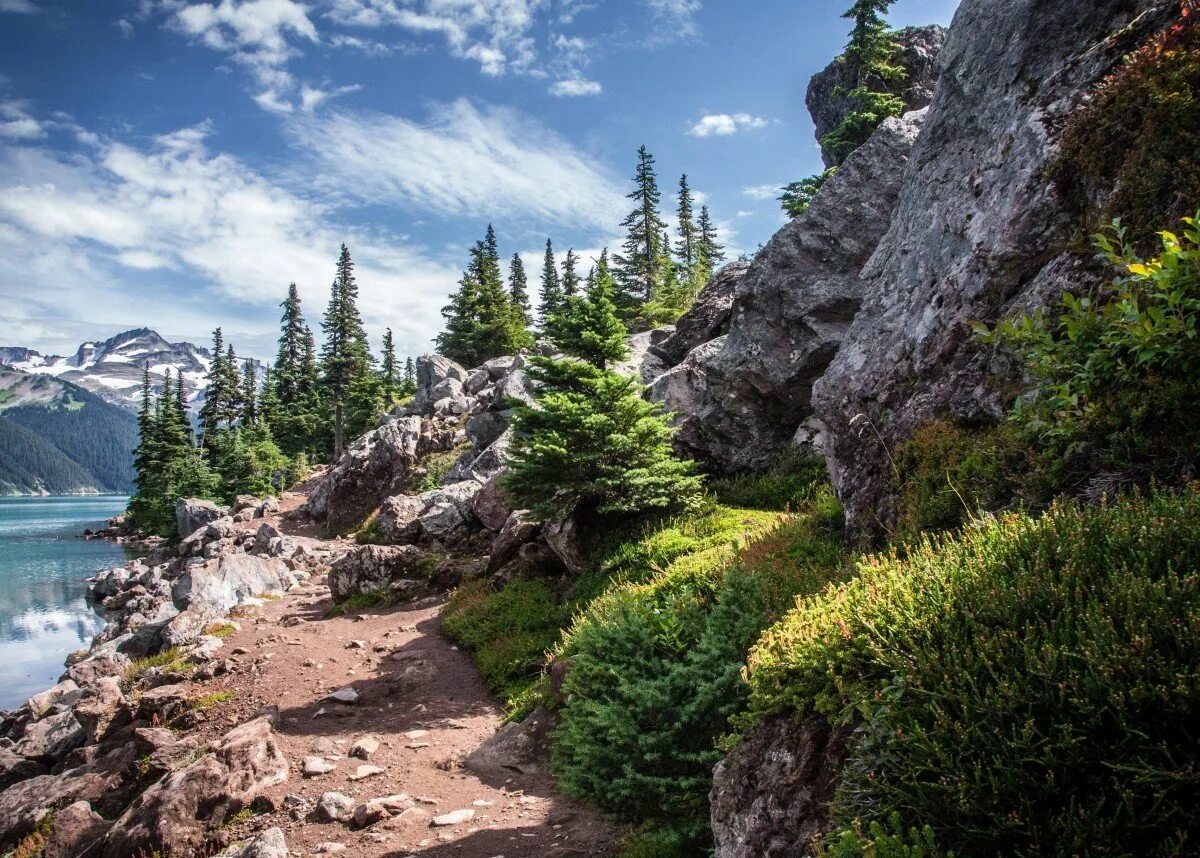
top-left (299, 83), bottom-right (362, 113)
top-left (688, 112), bottom-right (768, 138)
top-left (326, 0), bottom-right (544, 76)
top-left (549, 76), bottom-right (601, 97)
top-left (329, 33), bottom-right (394, 55)
top-left (743, 183), bottom-right (782, 200)
top-left (115, 18), bottom-right (136, 37)
top-left (644, 0), bottom-right (700, 37)
top-left (0, 118), bottom-right (458, 360)
top-left (0, 118), bottom-right (44, 139)
top-left (0, 0), bottom-right (37, 13)
top-left (287, 99), bottom-right (627, 229)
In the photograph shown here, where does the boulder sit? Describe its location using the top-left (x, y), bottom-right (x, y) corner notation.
top-left (542, 516), bottom-right (585, 575)
top-left (652, 261), bottom-right (750, 368)
top-left (0, 747), bottom-right (46, 790)
top-left (417, 502), bottom-right (465, 542)
top-left (328, 545), bottom-right (427, 602)
top-left (101, 714), bottom-right (288, 857)
top-left (472, 475), bottom-right (512, 532)
top-left (375, 494), bottom-right (427, 544)
top-left (710, 716), bottom-right (851, 858)
top-left (807, 24), bottom-right (947, 168)
top-left (72, 677), bottom-right (129, 743)
top-left (481, 354), bottom-right (518, 380)
top-left (410, 355), bottom-right (468, 413)
top-left (463, 705), bottom-right (552, 779)
top-left (27, 680), bottom-right (78, 720)
top-left (237, 827), bottom-right (289, 858)
top-left (486, 512), bottom-right (540, 574)
top-left (15, 711), bottom-right (85, 762)
top-left (175, 498), bottom-right (230, 540)
top-left (811, 0), bottom-right (1178, 536)
top-left (465, 410), bottom-right (508, 450)
top-left (651, 110), bottom-right (926, 472)
top-left (307, 415), bottom-right (454, 531)
top-left (39, 799), bottom-right (110, 858)
top-left (492, 367), bottom-right (537, 408)
top-left (315, 791), bottom-right (356, 823)
top-left (165, 554), bottom-right (295, 645)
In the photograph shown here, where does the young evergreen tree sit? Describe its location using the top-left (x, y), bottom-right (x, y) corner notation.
top-left (275, 284), bottom-right (305, 402)
top-left (240, 359), bottom-right (257, 425)
top-left (223, 343), bottom-right (242, 428)
top-left (437, 271), bottom-right (482, 367)
top-left (258, 366), bottom-right (279, 428)
top-left (402, 356), bottom-right (417, 396)
top-left (695, 205), bottom-right (725, 284)
top-left (509, 253), bottom-right (532, 325)
top-left (561, 248), bottom-right (581, 297)
top-left (198, 328), bottom-right (227, 445)
top-left (675, 173), bottom-right (698, 270)
top-left (320, 244), bottom-right (373, 459)
top-left (381, 327), bottom-right (399, 401)
top-left (438, 232), bottom-right (533, 366)
top-left (506, 255), bottom-right (702, 520)
top-left (613, 145), bottom-right (668, 308)
top-left (539, 238), bottom-right (562, 325)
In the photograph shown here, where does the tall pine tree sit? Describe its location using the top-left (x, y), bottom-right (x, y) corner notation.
top-left (509, 253), bottom-right (532, 326)
top-left (539, 238), bottom-right (562, 325)
top-left (675, 174), bottom-right (698, 270)
top-left (320, 244), bottom-right (373, 459)
top-left (613, 145), bottom-right (668, 310)
top-left (561, 248), bottom-right (581, 297)
top-left (695, 205), bottom-right (725, 284)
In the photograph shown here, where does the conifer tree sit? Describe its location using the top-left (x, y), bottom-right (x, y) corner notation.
top-left (240, 359), bottom-right (257, 425)
top-left (437, 271), bottom-right (482, 366)
top-left (613, 145), bottom-right (668, 308)
top-left (438, 231), bottom-right (533, 366)
top-left (509, 253), bottom-right (532, 324)
top-left (223, 344), bottom-right (242, 427)
top-left (539, 238), bottom-right (562, 324)
top-left (259, 367), bottom-right (279, 428)
top-left (198, 328), bottom-right (227, 445)
top-left (561, 248), bottom-right (581, 297)
top-left (271, 286), bottom-right (322, 457)
top-left (506, 251), bottom-right (701, 520)
top-left (275, 283), bottom-right (305, 403)
top-left (675, 174), bottom-right (698, 270)
top-left (403, 356), bottom-right (416, 396)
top-left (320, 244), bottom-right (373, 459)
top-left (696, 205), bottom-right (725, 284)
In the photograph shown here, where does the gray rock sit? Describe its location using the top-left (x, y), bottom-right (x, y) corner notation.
top-left (315, 791), bottom-right (356, 823)
top-left (463, 705), bottom-right (552, 779)
top-left (15, 710), bottom-right (85, 762)
top-left (328, 545), bottom-right (426, 602)
top-left (418, 501), bottom-right (465, 541)
top-left (27, 680), bottom-right (78, 720)
top-left (0, 746), bottom-right (46, 790)
top-left (710, 716), bottom-right (851, 858)
top-left (175, 498), bottom-right (230, 540)
top-left (238, 827), bottom-right (289, 858)
top-left (811, 0), bottom-right (1177, 537)
top-left (472, 474), bottom-right (512, 532)
top-left (486, 511), bottom-right (540, 574)
top-left (465, 410), bottom-right (508, 450)
top-left (492, 367), bottom-right (536, 408)
top-left (350, 735), bottom-right (379, 759)
top-left (165, 554), bottom-right (296, 645)
top-left (652, 110), bottom-right (926, 472)
top-left (653, 261), bottom-right (750, 368)
top-left (73, 676), bottom-right (128, 743)
top-left (374, 494), bottom-right (427, 545)
top-left (464, 368), bottom-right (491, 395)
top-left (542, 516), bottom-right (585, 575)
top-left (303, 756), bottom-right (336, 776)
top-left (807, 25), bottom-right (947, 168)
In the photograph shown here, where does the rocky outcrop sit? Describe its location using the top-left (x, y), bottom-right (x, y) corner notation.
top-left (306, 413), bottom-right (458, 531)
top-left (652, 110), bottom-right (926, 472)
top-left (811, 0), bottom-right (1179, 536)
top-left (710, 716), bottom-right (852, 858)
top-left (176, 498), bottom-right (230, 539)
top-left (328, 544), bottom-right (427, 602)
top-left (807, 25), bottom-right (947, 168)
top-left (651, 262), bottom-right (749, 368)
top-left (101, 714), bottom-right (288, 857)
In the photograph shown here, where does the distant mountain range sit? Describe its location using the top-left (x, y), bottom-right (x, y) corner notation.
top-left (0, 328), bottom-right (243, 496)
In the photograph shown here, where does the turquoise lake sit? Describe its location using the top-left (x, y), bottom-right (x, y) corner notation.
top-left (0, 496), bottom-right (139, 711)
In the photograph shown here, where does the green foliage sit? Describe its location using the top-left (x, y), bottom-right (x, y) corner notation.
top-left (208, 420), bottom-right (289, 502)
top-left (818, 815), bottom-right (949, 858)
top-left (124, 647), bottom-right (188, 683)
top-left (187, 690), bottom-right (233, 712)
top-left (616, 825), bottom-right (691, 858)
top-left (1052, 8), bottom-right (1200, 251)
top-left (613, 145), bottom-right (670, 310)
top-left (203, 621), bottom-right (236, 639)
top-left (329, 587), bottom-right (392, 615)
top-left (437, 226), bottom-right (534, 367)
top-left (552, 494), bottom-right (848, 847)
top-left (442, 578), bottom-right (569, 705)
top-left (412, 442), bottom-right (471, 493)
top-left (746, 489), bottom-right (1200, 855)
top-left (890, 419), bottom-right (1052, 540)
top-left (780, 167), bottom-right (837, 218)
top-left (980, 214), bottom-right (1200, 487)
top-left (321, 244), bottom-right (377, 458)
top-left (710, 449), bottom-right (832, 511)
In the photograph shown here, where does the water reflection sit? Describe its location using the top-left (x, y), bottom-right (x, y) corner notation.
top-left (0, 497), bottom-right (140, 710)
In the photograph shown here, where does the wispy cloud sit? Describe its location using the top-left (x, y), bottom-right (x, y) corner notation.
top-left (688, 112), bottom-right (768, 138)
top-left (743, 183), bottom-right (782, 201)
top-left (549, 76), bottom-right (601, 97)
top-left (0, 0), bottom-right (37, 14)
top-left (0, 101), bottom-right (46, 140)
top-left (286, 99), bottom-right (627, 229)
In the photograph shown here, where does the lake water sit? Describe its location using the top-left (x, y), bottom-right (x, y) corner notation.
top-left (0, 496), bottom-right (140, 711)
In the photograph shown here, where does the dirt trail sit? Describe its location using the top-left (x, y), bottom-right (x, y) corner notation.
top-left (178, 491), bottom-right (624, 857)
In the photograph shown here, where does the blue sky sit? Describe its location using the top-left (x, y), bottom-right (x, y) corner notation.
top-left (0, 0), bottom-right (959, 363)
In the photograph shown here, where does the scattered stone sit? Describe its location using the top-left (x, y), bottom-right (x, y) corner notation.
top-left (315, 842), bottom-right (347, 853)
top-left (430, 808), bottom-right (475, 827)
top-left (324, 686), bottom-right (359, 705)
top-left (237, 826), bottom-right (289, 858)
top-left (303, 756), bottom-right (336, 776)
top-left (315, 791), bottom-right (356, 823)
top-left (348, 764), bottom-right (385, 781)
top-left (350, 735), bottom-right (380, 759)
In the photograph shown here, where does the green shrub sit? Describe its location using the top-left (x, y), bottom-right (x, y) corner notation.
top-left (710, 449), bottom-right (832, 512)
top-left (552, 495), bottom-right (847, 848)
top-left (980, 214), bottom-right (1200, 489)
top-left (1052, 9), bottom-right (1200, 251)
top-left (329, 587), bottom-right (391, 616)
top-left (442, 578), bottom-right (569, 707)
top-left (891, 419), bottom-right (1052, 540)
top-left (818, 815), bottom-right (948, 858)
top-left (746, 489), bottom-right (1200, 855)
top-left (616, 824), bottom-right (692, 858)
top-left (124, 647), bottom-right (188, 683)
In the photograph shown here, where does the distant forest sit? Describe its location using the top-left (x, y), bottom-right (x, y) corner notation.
top-left (0, 382), bottom-right (137, 495)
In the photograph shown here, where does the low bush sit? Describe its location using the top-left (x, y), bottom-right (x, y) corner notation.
top-left (746, 489), bottom-right (1200, 855)
top-left (709, 449), bottom-right (831, 511)
top-left (442, 578), bottom-right (570, 707)
top-left (552, 486), bottom-right (847, 848)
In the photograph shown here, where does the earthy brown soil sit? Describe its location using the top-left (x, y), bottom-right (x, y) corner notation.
top-left (175, 491), bottom-right (626, 857)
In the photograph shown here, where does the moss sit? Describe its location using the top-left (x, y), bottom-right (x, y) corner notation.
top-left (1051, 9), bottom-right (1200, 251)
top-left (223, 807), bottom-right (257, 828)
top-left (412, 442), bottom-right (471, 493)
top-left (9, 810), bottom-right (55, 858)
top-left (354, 510), bottom-right (387, 545)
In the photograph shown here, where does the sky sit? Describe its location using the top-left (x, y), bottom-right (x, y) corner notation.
top-left (0, 0), bottom-right (960, 363)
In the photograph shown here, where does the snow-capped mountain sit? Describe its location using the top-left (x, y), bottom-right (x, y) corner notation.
top-left (0, 328), bottom-right (216, 411)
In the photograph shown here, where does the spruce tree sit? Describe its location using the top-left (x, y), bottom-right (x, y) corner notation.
top-left (437, 271), bottom-right (482, 366)
top-left (222, 343), bottom-right (242, 428)
top-left (381, 328), bottom-right (399, 399)
top-left (240, 359), bottom-right (257, 425)
top-left (696, 205), bottom-right (725, 284)
top-left (561, 248), bottom-right (581, 297)
top-left (613, 145), bottom-right (668, 308)
top-left (275, 284), bottom-right (305, 402)
top-left (438, 231), bottom-right (533, 366)
top-left (506, 254), bottom-right (701, 520)
top-left (509, 253), bottom-right (532, 325)
top-left (402, 356), bottom-right (416, 396)
top-left (198, 328), bottom-right (227, 445)
top-left (539, 238), bottom-right (562, 325)
top-left (675, 174), bottom-right (698, 270)
top-left (320, 244), bottom-right (373, 459)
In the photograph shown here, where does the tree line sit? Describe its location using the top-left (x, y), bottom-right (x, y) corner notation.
top-left (127, 244), bottom-right (417, 535)
top-left (436, 146), bottom-right (725, 368)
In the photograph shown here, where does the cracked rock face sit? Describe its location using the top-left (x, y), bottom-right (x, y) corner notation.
top-left (811, 0), bottom-right (1179, 537)
top-left (651, 110), bottom-right (926, 473)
